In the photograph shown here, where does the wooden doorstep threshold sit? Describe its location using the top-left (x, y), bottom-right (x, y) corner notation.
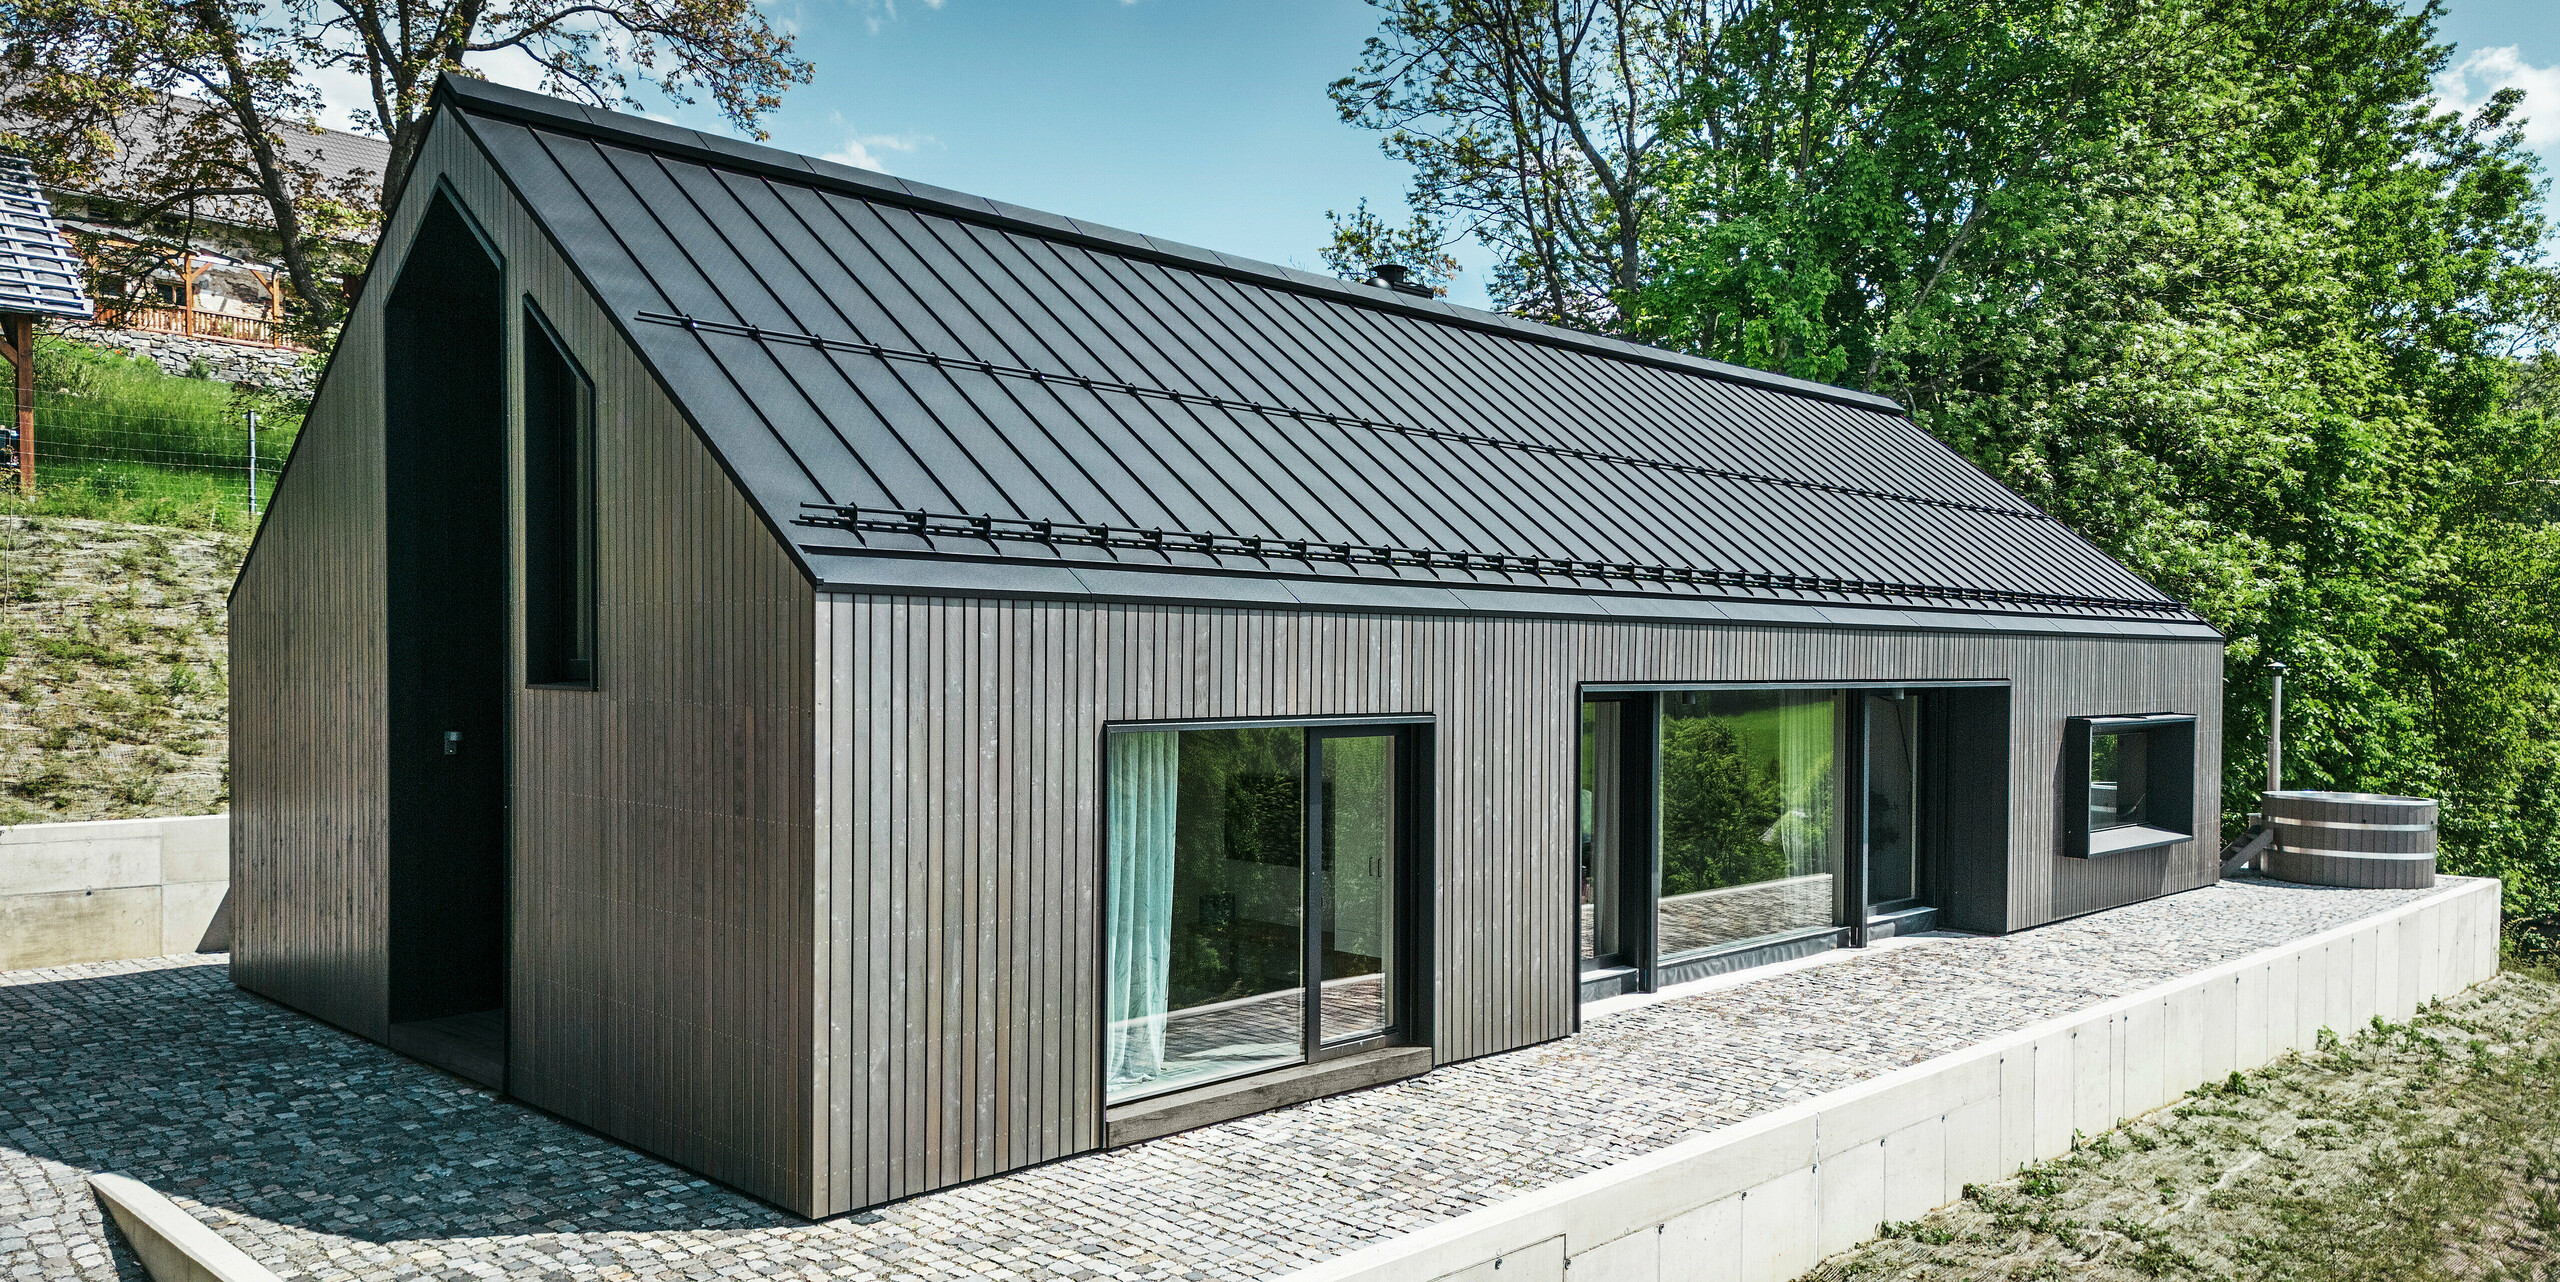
top-left (1105, 1045), bottom-right (1436, 1148)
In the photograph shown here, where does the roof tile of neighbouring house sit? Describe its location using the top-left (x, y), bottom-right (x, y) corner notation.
top-left (436, 75), bottom-right (2208, 631)
top-left (0, 155), bottom-right (93, 320)
top-left (7, 94), bottom-right (392, 237)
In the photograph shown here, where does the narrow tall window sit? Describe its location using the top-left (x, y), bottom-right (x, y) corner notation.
top-left (522, 302), bottom-right (595, 686)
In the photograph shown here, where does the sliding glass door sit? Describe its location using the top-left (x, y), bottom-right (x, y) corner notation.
top-left (1863, 693), bottom-right (1923, 914)
top-left (1105, 723), bottom-right (1409, 1105)
top-left (1318, 731), bottom-right (1397, 1043)
top-left (1656, 689), bottom-right (1846, 958)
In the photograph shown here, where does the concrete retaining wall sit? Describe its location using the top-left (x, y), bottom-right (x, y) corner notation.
top-left (1280, 877), bottom-right (2503, 1282)
top-left (0, 815), bottom-right (230, 971)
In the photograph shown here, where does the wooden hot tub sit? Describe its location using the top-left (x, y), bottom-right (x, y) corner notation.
top-left (2262, 791), bottom-right (2437, 889)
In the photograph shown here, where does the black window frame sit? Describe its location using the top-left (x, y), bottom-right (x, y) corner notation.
top-left (520, 298), bottom-right (597, 690)
top-left (1094, 713), bottom-right (1435, 1108)
top-left (2062, 713), bottom-right (2197, 858)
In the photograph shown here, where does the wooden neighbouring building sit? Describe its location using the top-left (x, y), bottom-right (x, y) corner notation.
top-left (230, 75), bottom-right (2225, 1218)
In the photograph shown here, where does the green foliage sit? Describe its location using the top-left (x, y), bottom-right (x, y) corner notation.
top-left (1657, 715), bottom-right (1787, 894)
top-left (8, 337), bottom-right (293, 533)
top-left (1220, 770), bottom-right (1302, 866)
top-left (33, 336), bottom-right (300, 472)
top-left (1610, 0), bottom-right (2560, 938)
top-left (1321, 198), bottom-right (1463, 294)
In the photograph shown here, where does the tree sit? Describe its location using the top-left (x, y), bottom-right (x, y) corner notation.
top-left (1336, 0), bottom-right (2560, 938)
top-left (1318, 198), bottom-right (1463, 295)
top-left (1331, 0), bottom-right (1703, 328)
top-left (1, 0), bottom-right (810, 328)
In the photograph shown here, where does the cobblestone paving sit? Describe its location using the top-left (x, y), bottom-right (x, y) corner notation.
top-left (1, 876), bottom-right (2462, 1282)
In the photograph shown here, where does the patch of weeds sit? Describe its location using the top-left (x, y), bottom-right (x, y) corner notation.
top-left (106, 764), bottom-right (161, 809)
top-left (2101, 1214), bottom-right (2154, 1242)
top-left (1876, 1218), bottom-right (1958, 1246)
top-left (35, 635), bottom-right (110, 664)
top-left (2531, 1186), bottom-right (2560, 1234)
top-left (10, 757), bottom-right (71, 799)
top-left (2025, 1211), bottom-right (2085, 1248)
top-left (2129, 1239), bottom-right (2196, 1276)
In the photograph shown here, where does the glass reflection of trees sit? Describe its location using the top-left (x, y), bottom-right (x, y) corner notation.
top-left (1656, 691), bottom-right (1842, 956)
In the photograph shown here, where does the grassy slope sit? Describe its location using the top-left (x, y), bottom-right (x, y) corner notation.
top-left (1801, 965), bottom-right (2560, 1282)
top-left (0, 511), bottom-right (239, 823)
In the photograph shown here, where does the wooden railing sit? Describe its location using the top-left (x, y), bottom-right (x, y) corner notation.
top-left (94, 303), bottom-right (301, 349)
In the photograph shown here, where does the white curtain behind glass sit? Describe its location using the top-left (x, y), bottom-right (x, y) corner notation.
top-left (1105, 731), bottom-right (1179, 1088)
top-left (1774, 693), bottom-right (1835, 875)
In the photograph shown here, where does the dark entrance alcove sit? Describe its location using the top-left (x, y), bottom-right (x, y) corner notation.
top-left (380, 186), bottom-right (510, 1088)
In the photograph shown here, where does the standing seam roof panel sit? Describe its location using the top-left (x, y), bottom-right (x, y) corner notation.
top-left (457, 103), bottom-right (2194, 619)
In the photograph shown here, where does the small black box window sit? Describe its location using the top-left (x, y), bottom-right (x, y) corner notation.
top-left (2063, 714), bottom-right (2195, 858)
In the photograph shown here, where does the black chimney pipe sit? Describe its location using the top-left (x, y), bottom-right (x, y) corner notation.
top-left (1364, 263), bottom-right (1435, 298)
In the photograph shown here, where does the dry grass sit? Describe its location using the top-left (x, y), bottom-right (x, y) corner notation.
top-left (1801, 965), bottom-right (2560, 1282)
top-left (0, 512), bottom-right (238, 823)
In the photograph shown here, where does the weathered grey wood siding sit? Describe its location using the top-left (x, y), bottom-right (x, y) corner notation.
top-left (233, 112), bottom-right (822, 1212)
top-left (229, 262), bottom-right (392, 1040)
top-left (809, 595), bottom-right (2223, 1214)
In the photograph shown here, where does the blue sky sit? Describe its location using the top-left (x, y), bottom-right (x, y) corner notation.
top-left (401, 0), bottom-right (2560, 311)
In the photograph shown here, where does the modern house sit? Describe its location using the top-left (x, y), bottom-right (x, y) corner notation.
top-left (230, 74), bottom-right (2225, 1220)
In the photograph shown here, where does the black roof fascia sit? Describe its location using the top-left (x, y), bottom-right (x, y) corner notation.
top-left (430, 74), bottom-right (1905, 416)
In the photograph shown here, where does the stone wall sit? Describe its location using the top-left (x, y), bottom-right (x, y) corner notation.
top-left (58, 323), bottom-right (317, 394)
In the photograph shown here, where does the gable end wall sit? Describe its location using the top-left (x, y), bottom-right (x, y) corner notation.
top-left (232, 110), bottom-right (821, 1212)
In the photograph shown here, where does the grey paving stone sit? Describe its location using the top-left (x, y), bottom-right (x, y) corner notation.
top-left (0, 876), bottom-right (2455, 1281)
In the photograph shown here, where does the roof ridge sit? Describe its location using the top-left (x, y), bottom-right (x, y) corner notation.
top-left (429, 72), bottom-right (1909, 416)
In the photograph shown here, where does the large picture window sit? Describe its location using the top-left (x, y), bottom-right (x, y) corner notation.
top-left (1656, 689), bottom-right (1845, 957)
top-left (1104, 721), bottom-right (1415, 1105)
top-left (1578, 683), bottom-right (1961, 995)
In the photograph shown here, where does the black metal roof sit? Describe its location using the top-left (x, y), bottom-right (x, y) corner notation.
top-left (436, 76), bottom-right (2209, 637)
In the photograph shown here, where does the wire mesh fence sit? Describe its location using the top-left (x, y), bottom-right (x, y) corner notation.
top-left (2, 347), bottom-right (300, 532)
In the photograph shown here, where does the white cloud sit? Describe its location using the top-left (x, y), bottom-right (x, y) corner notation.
top-left (2434, 45), bottom-right (2560, 148)
top-left (820, 116), bottom-right (934, 173)
top-left (849, 0), bottom-right (946, 35)
top-left (304, 62), bottom-right (378, 134)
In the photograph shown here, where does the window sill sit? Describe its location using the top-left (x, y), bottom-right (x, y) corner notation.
top-left (2079, 824), bottom-right (2192, 859)
top-left (1104, 1044), bottom-right (1434, 1147)
top-left (1655, 926), bottom-right (1849, 987)
top-left (1579, 963), bottom-right (1641, 1003)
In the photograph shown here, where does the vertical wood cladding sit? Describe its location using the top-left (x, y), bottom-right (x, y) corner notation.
top-left (233, 114), bottom-right (819, 1211)
top-left (810, 595), bottom-right (2223, 1214)
top-left (229, 282), bottom-right (391, 1040)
